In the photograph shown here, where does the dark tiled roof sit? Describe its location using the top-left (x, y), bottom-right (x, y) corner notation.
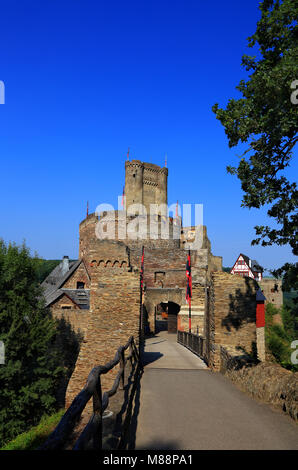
top-left (63, 289), bottom-right (90, 309)
top-left (251, 259), bottom-right (263, 273)
top-left (43, 288), bottom-right (64, 307)
top-left (43, 288), bottom-right (90, 309)
top-left (239, 254), bottom-right (263, 273)
top-left (41, 259), bottom-right (90, 309)
top-left (256, 288), bottom-right (266, 301)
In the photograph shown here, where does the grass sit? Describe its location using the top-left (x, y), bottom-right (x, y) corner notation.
top-left (0, 409), bottom-right (65, 450)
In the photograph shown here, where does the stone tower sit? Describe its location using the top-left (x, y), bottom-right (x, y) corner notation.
top-left (124, 160), bottom-right (168, 215)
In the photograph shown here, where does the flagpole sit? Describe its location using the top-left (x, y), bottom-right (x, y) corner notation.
top-left (189, 297), bottom-right (191, 333)
top-left (187, 249), bottom-right (192, 333)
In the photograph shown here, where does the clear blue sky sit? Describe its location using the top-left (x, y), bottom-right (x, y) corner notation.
top-left (0, 0), bottom-right (297, 272)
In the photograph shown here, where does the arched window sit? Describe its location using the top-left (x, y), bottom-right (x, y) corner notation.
top-left (105, 260), bottom-right (111, 268)
top-left (113, 260), bottom-right (119, 268)
top-left (98, 260), bottom-right (105, 267)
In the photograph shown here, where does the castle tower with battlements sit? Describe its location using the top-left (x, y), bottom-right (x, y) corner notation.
top-left (124, 160), bottom-right (168, 214)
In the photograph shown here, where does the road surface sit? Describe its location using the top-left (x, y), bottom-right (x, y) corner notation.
top-left (133, 331), bottom-right (298, 450)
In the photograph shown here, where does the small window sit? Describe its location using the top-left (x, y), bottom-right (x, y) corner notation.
top-left (77, 282), bottom-right (85, 289)
top-left (62, 305), bottom-right (71, 310)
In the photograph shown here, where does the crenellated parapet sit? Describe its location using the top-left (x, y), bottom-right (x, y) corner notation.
top-left (125, 160), bottom-right (168, 214)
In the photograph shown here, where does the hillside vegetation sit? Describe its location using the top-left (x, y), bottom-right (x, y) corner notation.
top-left (33, 259), bottom-right (76, 284)
top-left (265, 300), bottom-right (298, 372)
top-left (0, 241), bottom-right (81, 447)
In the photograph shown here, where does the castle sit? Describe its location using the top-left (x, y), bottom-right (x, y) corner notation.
top-left (42, 159), bottom-right (264, 406)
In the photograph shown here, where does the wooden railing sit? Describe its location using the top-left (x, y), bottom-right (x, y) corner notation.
top-left (39, 336), bottom-right (141, 450)
top-left (177, 330), bottom-right (206, 361)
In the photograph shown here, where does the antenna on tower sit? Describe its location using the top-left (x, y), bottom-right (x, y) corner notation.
top-left (87, 200), bottom-right (89, 218)
top-left (127, 147), bottom-right (130, 161)
top-left (165, 152), bottom-right (167, 167)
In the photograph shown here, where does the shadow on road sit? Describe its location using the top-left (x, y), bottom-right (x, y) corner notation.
top-left (142, 351), bottom-right (164, 366)
top-left (136, 439), bottom-right (180, 450)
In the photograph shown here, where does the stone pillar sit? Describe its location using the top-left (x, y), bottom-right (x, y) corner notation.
top-left (256, 288), bottom-right (266, 362)
top-left (256, 327), bottom-right (265, 362)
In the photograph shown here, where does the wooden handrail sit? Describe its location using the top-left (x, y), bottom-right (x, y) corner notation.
top-left (39, 336), bottom-right (141, 450)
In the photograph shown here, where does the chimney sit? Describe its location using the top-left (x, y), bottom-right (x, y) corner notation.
top-left (61, 256), bottom-right (69, 275)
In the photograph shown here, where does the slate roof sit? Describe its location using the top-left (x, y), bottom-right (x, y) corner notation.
top-left (63, 289), bottom-right (90, 309)
top-left (239, 254), bottom-right (263, 273)
top-left (250, 259), bottom-right (263, 273)
top-left (256, 287), bottom-right (266, 301)
top-left (41, 259), bottom-right (90, 309)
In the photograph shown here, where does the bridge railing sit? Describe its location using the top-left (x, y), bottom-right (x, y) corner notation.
top-left (177, 330), bottom-right (205, 360)
top-left (39, 336), bottom-right (141, 450)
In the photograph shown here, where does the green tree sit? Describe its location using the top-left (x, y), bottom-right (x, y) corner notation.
top-left (0, 241), bottom-right (64, 446)
top-left (212, 0), bottom-right (298, 287)
top-left (265, 302), bottom-right (297, 370)
top-left (32, 259), bottom-right (61, 284)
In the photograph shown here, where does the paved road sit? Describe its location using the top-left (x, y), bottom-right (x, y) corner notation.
top-left (134, 331), bottom-right (298, 450)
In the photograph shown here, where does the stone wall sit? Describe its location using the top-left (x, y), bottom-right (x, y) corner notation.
top-left (51, 304), bottom-right (90, 337)
top-left (178, 283), bottom-right (205, 334)
top-left (219, 345), bottom-right (256, 374)
top-left (224, 362), bottom-right (298, 421)
top-left (62, 262), bottom-right (90, 289)
top-left (178, 309), bottom-right (205, 334)
top-left (207, 272), bottom-right (259, 371)
top-left (259, 278), bottom-right (283, 308)
top-left (79, 213), bottom-right (99, 259)
top-left (125, 160), bottom-right (168, 215)
top-left (65, 250), bottom-right (140, 408)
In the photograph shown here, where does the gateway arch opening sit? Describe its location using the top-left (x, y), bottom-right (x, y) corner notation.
top-left (154, 301), bottom-right (180, 333)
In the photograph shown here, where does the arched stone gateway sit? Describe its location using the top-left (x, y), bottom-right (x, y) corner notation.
top-left (153, 301), bottom-right (181, 333)
top-left (144, 288), bottom-right (183, 334)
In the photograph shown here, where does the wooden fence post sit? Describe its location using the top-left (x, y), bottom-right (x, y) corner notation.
top-left (92, 375), bottom-right (103, 450)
